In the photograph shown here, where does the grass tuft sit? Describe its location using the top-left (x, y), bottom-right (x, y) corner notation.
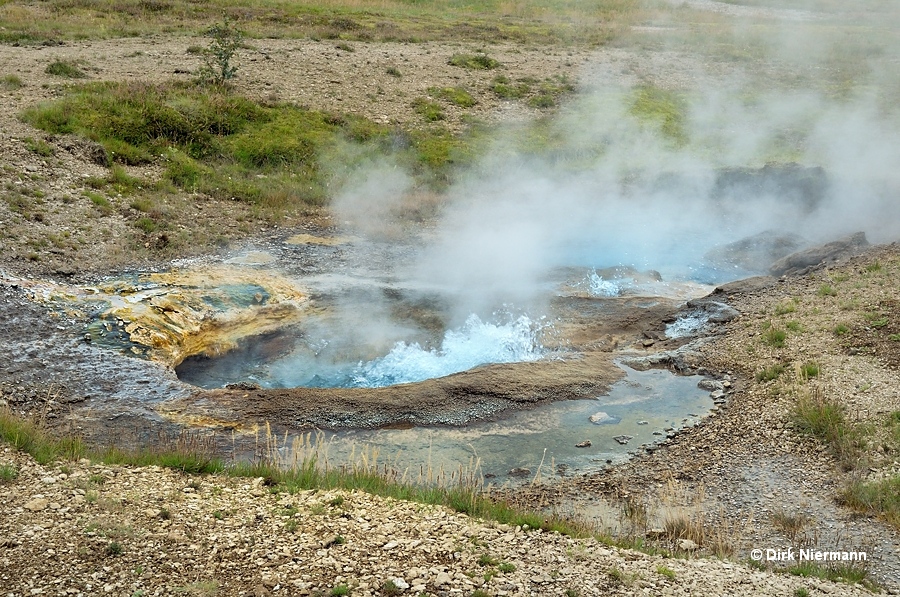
top-left (792, 390), bottom-right (866, 470)
top-left (448, 53), bottom-right (499, 70)
top-left (45, 60), bottom-right (86, 78)
top-left (1, 74), bottom-right (24, 90)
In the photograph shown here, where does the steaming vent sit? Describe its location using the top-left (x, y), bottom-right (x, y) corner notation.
top-left (177, 309), bottom-right (550, 390)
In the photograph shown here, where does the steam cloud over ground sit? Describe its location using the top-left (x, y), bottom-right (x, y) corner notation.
top-left (333, 0), bottom-right (899, 315)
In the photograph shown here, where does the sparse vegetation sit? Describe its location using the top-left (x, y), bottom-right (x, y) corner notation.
top-left (0, 463), bottom-right (18, 483)
top-left (817, 284), bottom-right (837, 297)
top-left (448, 53), bottom-right (499, 70)
top-left (198, 18), bottom-right (243, 86)
top-left (24, 137), bottom-right (53, 157)
top-left (762, 326), bottom-right (787, 348)
top-left (330, 584), bottom-right (351, 596)
top-left (429, 86), bottom-right (475, 108)
top-left (656, 565), bottom-right (676, 580)
top-left (45, 60), bottom-right (86, 79)
top-left (1, 74), bottom-right (24, 90)
top-left (755, 363), bottom-right (785, 382)
top-left (792, 389), bottom-right (866, 470)
top-left (630, 85), bottom-right (686, 144)
top-left (413, 97), bottom-right (445, 122)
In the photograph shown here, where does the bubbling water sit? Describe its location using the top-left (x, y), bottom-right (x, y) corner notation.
top-left (348, 313), bottom-right (547, 388)
top-left (586, 271), bottom-right (624, 297)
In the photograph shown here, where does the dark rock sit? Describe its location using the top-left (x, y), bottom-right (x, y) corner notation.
top-left (508, 467), bottom-right (531, 477)
top-left (712, 164), bottom-right (829, 213)
top-left (613, 435), bottom-right (633, 445)
top-left (575, 440), bottom-right (592, 448)
top-left (225, 381), bottom-right (262, 390)
top-left (769, 232), bottom-right (869, 277)
top-left (704, 230), bottom-right (807, 273)
top-left (713, 276), bottom-right (777, 295)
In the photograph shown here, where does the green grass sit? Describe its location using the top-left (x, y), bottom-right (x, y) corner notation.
top-left (774, 301), bottom-right (796, 316)
top-left (491, 75), bottom-right (531, 99)
top-left (843, 475), bottom-right (900, 530)
top-left (448, 53), bottom-right (500, 70)
top-left (0, 405), bottom-right (601, 545)
top-left (799, 362), bottom-right (819, 379)
top-left (817, 284), bottom-right (837, 297)
top-left (24, 137), bottom-right (53, 157)
top-left (792, 391), bottom-right (866, 470)
top-left (755, 363), bottom-right (785, 382)
top-left (0, 0), bottom-right (645, 46)
top-left (656, 565), bottom-right (676, 580)
top-left (85, 191), bottom-right (114, 216)
top-left (429, 86), bottom-right (476, 108)
top-left (1, 74), bottom-right (24, 90)
top-left (787, 561), bottom-right (871, 587)
top-left (0, 463), bottom-right (18, 483)
top-left (762, 326), bottom-right (787, 348)
top-left (630, 84), bottom-right (687, 144)
top-left (413, 97), bottom-right (445, 122)
top-left (21, 81), bottom-right (479, 211)
top-left (135, 217), bottom-right (158, 233)
top-left (45, 60), bottom-right (86, 78)
top-left (833, 324), bottom-right (850, 336)
top-left (330, 584), bottom-right (350, 596)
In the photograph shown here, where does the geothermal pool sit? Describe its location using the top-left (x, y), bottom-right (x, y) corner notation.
top-left (267, 364), bottom-right (714, 481)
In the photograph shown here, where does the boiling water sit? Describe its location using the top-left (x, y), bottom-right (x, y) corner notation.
top-left (268, 365), bottom-right (713, 482)
top-left (178, 312), bottom-right (549, 389)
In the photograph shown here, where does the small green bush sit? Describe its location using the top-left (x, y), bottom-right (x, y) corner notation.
top-left (106, 542), bottom-right (124, 556)
top-left (198, 18), bottom-right (243, 86)
top-left (817, 284), bottom-right (837, 297)
top-left (448, 53), bottom-right (499, 70)
top-left (46, 60), bottom-right (86, 78)
top-left (24, 137), bottom-right (53, 157)
top-left (385, 66), bottom-right (401, 77)
top-left (330, 585), bottom-right (350, 597)
top-left (833, 324), bottom-right (850, 336)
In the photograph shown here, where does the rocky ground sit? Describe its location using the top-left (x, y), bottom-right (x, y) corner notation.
top-left (0, 443), bottom-right (880, 597)
top-left (534, 244), bottom-right (900, 592)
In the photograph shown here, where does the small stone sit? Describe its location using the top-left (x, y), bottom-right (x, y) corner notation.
top-left (575, 440), bottom-right (592, 448)
top-left (24, 498), bottom-right (49, 512)
top-left (434, 571), bottom-right (452, 587)
top-left (589, 412), bottom-right (620, 425)
top-left (508, 467), bottom-right (531, 477)
top-left (613, 435), bottom-right (633, 445)
top-left (636, 420), bottom-right (648, 425)
top-left (678, 539), bottom-right (699, 551)
top-left (390, 578), bottom-right (410, 590)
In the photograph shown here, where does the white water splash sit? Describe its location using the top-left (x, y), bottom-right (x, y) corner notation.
top-left (665, 313), bottom-right (710, 339)
top-left (587, 271), bottom-right (623, 297)
top-left (349, 313), bottom-right (546, 387)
